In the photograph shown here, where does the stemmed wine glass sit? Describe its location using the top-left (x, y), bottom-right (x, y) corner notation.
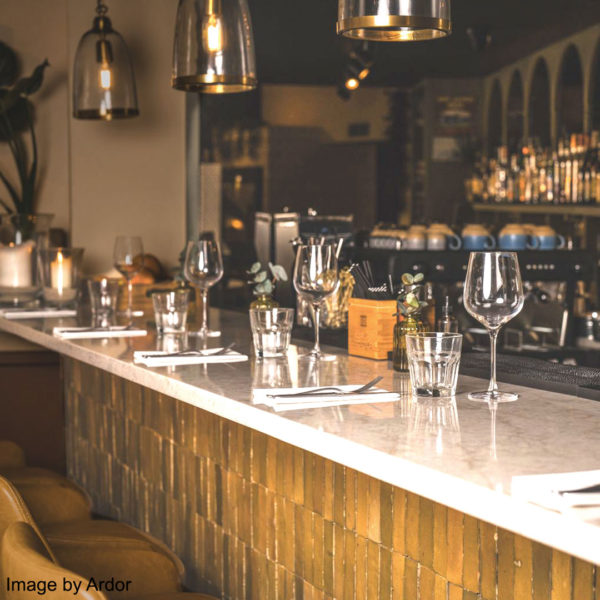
top-left (464, 251), bottom-right (524, 403)
top-left (293, 244), bottom-right (339, 360)
top-left (184, 240), bottom-right (224, 338)
top-left (113, 235), bottom-right (144, 320)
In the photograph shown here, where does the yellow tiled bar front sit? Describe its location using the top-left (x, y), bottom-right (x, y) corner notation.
top-left (63, 358), bottom-right (597, 600)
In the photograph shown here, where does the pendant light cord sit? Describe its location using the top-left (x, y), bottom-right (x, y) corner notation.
top-left (96, 0), bottom-right (108, 16)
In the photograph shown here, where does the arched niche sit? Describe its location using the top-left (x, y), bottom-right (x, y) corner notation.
top-left (528, 58), bottom-right (551, 146)
top-left (590, 38), bottom-right (600, 131)
top-left (556, 44), bottom-right (584, 137)
top-left (487, 79), bottom-right (503, 155)
top-left (507, 70), bottom-right (524, 152)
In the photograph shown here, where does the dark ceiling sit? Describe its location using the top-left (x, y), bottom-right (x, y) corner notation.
top-left (250, 0), bottom-right (600, 86)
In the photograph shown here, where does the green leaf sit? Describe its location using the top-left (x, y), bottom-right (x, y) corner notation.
top-left (263, 280), bottom-right (273, 294)
top-left (13, 59), bottom-right (49, 97)
top-left (413, 273), bottom-right (424, 283)
top-left (419, 301), bottom-right (429, 308)
top-left (254, 282), bottom-right (267, 295)
top-left (269, 263), bottom-right (288, 282)
top-left (249, 262), bottom-right (261, 274)
top-left (401, 273), bottom-right (413, 285)
top-left (254, 271), bottom-right (267, 283)
top-left (406, 293), bottom-right (420, 308)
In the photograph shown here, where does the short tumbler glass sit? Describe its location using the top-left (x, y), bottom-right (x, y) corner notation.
top-left (250, 308), bottom-right (294, 358)
top-left (152, 290), bottom-right (190, 334)
top-left (406, 333), bottom-right (463, 398)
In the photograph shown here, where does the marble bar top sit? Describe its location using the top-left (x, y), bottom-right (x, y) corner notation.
top-left (2, 309), bottom-right (600, 565)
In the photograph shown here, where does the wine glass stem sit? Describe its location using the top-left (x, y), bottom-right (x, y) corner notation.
top-left (312, 303), bottom-right (321, 355)
top-left (201, 289), bottom-right (209, 334)
top-left (127, 277), bottom-right (133, 319)
top-left (488, 329), bottom-right (499, 394)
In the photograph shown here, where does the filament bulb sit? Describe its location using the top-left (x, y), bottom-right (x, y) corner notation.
top-left (203, 13), bottom-right (223, 53)
top-left (99, 65), bottom-right (112, 90)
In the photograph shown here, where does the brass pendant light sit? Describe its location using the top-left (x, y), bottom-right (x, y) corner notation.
top-left (172, 0), bottom-right (257, 93)
top-left (72, 1), bottom-right (139, 120)
top-left (337, 0), bottom-right (451, 42)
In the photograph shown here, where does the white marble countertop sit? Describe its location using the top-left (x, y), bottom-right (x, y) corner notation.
top-left (2, 309), bottom-right (600, 565)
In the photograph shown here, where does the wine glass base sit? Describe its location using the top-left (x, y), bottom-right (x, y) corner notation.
top-left (299, 351), bottom-right (338, 362)
top-left (189, 329), bottom-right (221, 338)
top-left (468, 391), bottom-right (519, 403)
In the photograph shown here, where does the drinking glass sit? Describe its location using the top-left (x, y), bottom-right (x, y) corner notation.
top-left (184, 240), bottom-right (224, 338)
top-left (293, 244), bottom-right (339, 360)
top-left (250, 308), bottom-right (294, 357)
top-left (152, 290), bottom-right (190, 334)
top-left (406, 333), bottom-right (463, 398)
top-left (113, 236), bottom-right (144, 319)
top-left (463, 251), bottom-right (524, 403)
top-left (87, 278), bottom-right (120, 328)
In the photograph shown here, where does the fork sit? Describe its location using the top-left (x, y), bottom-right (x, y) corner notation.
top-left (59, 324), bottom-right (135, 334)
top-left (141, 343), bottom-right (236, 359)
top-left (266, 376), bottom-right (384, 399)
top-left (558, 483), bottom-right (600, 495)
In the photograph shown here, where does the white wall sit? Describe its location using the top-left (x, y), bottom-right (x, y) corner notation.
top-left (2, 0), bottom-right (186, 273)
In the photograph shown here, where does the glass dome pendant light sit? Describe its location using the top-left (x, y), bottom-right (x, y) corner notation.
top-left (337, 0), bottom-right (452, 42)
top-left (172, 0), bottom-right (257, 93)
top-left (72, 0), bottom-right (139, 120)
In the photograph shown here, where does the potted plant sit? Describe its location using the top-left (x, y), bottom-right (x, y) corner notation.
top-left (0, 42), bottom-right (51, 243)
top-left (247, 261), bottom-right (288, 309)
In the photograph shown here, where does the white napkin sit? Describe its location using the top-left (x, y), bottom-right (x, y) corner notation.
top-left (53, 326), bottom-right (147, 339)
top-left (512, 469), bottom-right (600, 511)
top-left (133, 348), bottom-right (248, 367)
top-left (0, 308), bottom-right (77, 319)
top-left (252, 385), bottom-right (399, 412)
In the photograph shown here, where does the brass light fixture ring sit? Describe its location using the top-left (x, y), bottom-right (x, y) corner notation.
top-left (337, 15), bottom-right (451, 41)
top-left (171, 74), bottom-right (257, 93)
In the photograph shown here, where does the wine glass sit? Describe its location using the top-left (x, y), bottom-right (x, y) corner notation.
top-left (184, 240), bottom-right (224, 338)
top-left (293, 244), bottom-right (339, 360)
top-left (113, 236), bottom-right (144, 320)
top-left (463, 251), bottom-right (524, 403)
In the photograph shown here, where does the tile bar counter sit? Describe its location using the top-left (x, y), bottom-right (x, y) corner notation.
top-left (2, 310), bottom-right (600, 598)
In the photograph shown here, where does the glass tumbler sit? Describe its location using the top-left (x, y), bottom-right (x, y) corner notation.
top-left (88, 278), bottom-right (120, 319)
top-left (406, 333), bottom-right (463, 398)
top-left (152, 290), bottom-right (190, 334)
top-left (250, 308), bottom-right (294, 358)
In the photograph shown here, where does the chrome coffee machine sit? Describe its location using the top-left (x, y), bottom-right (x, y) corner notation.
top-left (255, 209), bottom-right (354, 306)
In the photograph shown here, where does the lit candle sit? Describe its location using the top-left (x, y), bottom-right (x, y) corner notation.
top-left (50, 251), bottom-right (72, 292)
top-left (0, 241), bottom-right (34, 288)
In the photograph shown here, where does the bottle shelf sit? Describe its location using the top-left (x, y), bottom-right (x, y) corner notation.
top-left (471, 203), bottom-right (600, 217)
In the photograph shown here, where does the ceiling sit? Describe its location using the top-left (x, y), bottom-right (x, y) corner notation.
top-left (250, 0), bottom-right (600, 86)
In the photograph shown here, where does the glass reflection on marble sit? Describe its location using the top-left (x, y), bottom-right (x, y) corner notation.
top-left (408, 397), bottom-right (461, 455)
top-left (252, 353), bottom-right (294, 390)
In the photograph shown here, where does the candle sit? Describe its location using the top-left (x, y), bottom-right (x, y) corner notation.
top-left (50, 251), bottom-right (72, 292)
top-left (0, 241), bottom-right (34, 288)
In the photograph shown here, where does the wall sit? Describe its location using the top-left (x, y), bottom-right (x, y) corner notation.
top-left (262, 85), bottom-right (391, 143)
top-left (482, 24), bottom-right (600, 146)
top-left (1, 0), bottom-right (186, 273)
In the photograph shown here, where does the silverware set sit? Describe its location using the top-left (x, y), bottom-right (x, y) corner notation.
top-left (266, 376), bottom-right (385, 399)
top-left (140, 342), bottom-right (236, 359)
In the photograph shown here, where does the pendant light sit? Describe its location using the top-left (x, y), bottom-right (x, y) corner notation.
top-left (337, 0), bottom-right (451, 42)
top-left (72, 1), bottom-right (139, 120)
top-left (172, 0), bottom-right (257, 94)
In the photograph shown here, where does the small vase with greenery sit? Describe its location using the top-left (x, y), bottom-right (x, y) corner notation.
top-left (248, 261), bottom-right (288, 309)
top-left (392, 272), bottom-right (429, 372)
top-left (0, 43), bottom-right (50, 244)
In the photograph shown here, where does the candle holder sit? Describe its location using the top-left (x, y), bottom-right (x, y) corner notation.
top-left (38, 248), bottom-right (84, 308)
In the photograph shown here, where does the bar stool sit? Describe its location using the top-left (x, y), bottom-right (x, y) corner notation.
top-left (0, 476), bottom-right (191, 598)
top-left (2, 522), bottom-right (217, 600)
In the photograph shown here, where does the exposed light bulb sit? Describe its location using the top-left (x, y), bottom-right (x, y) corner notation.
top-left (100, 66), bottom-right (112, 90)
top-left (203, 13), bottom-right (223, 53)
top-left (345, 77), bottom-right (359, 91)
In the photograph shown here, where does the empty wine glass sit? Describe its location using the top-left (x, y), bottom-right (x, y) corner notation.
top-left (464, 251), bottom-right (524, 403)
top-left (113, 235), bottom-right (144, 320)
top-left (184, 240), bottom-right (224, 338)
top-left (293, 244), bottom-right (339, 360)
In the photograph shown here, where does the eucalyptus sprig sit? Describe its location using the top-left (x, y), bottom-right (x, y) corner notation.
top-left (395, 272), bottom-right (429, 317)
top-left (247, 261), bottom-right (288, 296)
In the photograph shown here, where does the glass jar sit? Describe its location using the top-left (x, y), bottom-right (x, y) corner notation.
top-left (393, 314), bottom-right (428, 372)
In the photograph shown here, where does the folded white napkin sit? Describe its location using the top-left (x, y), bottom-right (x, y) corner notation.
top-left (252, 385), bottom-right (399, 412)
top-left (133, 348), bottom-right (248, 367)
top-left (512, 469), bottom-right (600, 511)
top-left (53, 326), bottom-right (147, 339)
top-left (0, 308), bottom-right (77, 319)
